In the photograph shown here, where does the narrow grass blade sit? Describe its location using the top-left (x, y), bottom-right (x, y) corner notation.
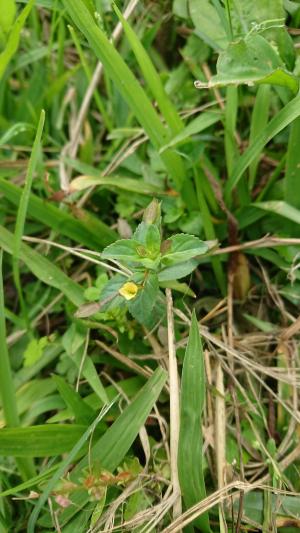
top-left (12, 109), bottom-right (45, 325)
top-left (70, 350), bottom-right (109, 404)
top-left (0, 122), bottom-right (34, 146)
top-left (0, 251), bottom-right (35, 479)
top-left (224, 86), bottom-right (238, 177)
top-left (284, 115), bottom-right (300, 209)
top-left (40, 366), bottom-right (167, 528)
top-left (225, 92), bottom-right (300, 202)
top-left (62, 0), bottom-right (186, 189)
top-left (249, 85), bottom-right (271, 190)
top-left (0, 0), bottom-right (34, 77)
top-left (0, 225), bottom-right (84, 306)
top-left (0, 177), bottom-right (117, 248)
top-left (52, 375), bottom-right (95, 425)
top-left (0, 252), bottom-right (19, 428)
top-left (113, 3), bottom-right (183, 136)
top-left (178, 312), bottom-right (211, 533)
top-left (194, 168), bottom-right (226, 294)
top-left (255, 200), bottom-right (300, 224)
top-left (160, 110), bottom-right (222, 152)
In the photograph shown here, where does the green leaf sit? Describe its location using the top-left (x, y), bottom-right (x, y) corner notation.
top-left (0, 0), bottom-right (16, 37)
top-left (0, 425), bottom-right (101, 457)
top-left (102, 239), bottom-right (142, 263)
top-left (23, 337), bottom-right (48, 367)
top-left (189, 0), bottom-right (228, 50)
top-left (178, 312), bottom-right (211, 532)
top-left (158, 259), bottom-right (199, 281)
top-left (128, 273), bottom-right (159, 325)
top-left (161, 234), bottom-right (208, 266)
top-left (285, 116), bottom-right (300, 209)
top-left (0, 0), bottom-right (34, 77)
top-left (173, 0), bottom-right (188, 18)
top-left (159, 111), bottom-right (222, 152)
top-left (237, 491), bottom-right (300, 525)
top-left (195, 34), bottom-right (298, 94)
top-left (249, 85), bottom-right (271, 189)
top-left (159, 279), bottom-right (196, 297)
top-left (145, 224), bottom-right (161, 256)
top-left (255, 201), bottom-right (300, 224)
top-left (69, 174), bottom-right (164, 196)
top-left (53, 375), bottom-right (95, 425)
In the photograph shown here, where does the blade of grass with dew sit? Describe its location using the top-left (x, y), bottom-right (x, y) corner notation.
top-left (32, 366), bottom-right (167, 529)
top-left (225, 92), bottom-right (300, 202)
top-left (0, 122), bottom-right (34, 146)
top-left (61, 0), bottom-right (186, 190)
top-left (284, 115), bottom-right (300, 209)
top-left (113, 3), bottom-right (183, 136)
top-left (0, 225), bottom-right (84, 306)
top-left (0, 177), bottom-right (117, 248)
top-left (0, 251), bottom-right (35, 480)
top-left (0, 0), bottom-right (34, 78)
top-left (178, 311), bottom-right (211, 533)
top-left (248, 85), bottom-right (271, 190)
top-left (12, 109), bottom-right (45, 328)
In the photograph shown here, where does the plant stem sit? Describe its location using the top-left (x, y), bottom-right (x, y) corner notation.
top-left (12, 109), bottom-right (45, 333)
top-left (165, 288), bottom-right (182, 522)
top-left (225, 0), bottom-right (234, 41)
top-left (0, 251), bottom-right (35, 480)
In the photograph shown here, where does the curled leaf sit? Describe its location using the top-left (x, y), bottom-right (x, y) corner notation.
top-left (195, 34), bottom-right (298, 94)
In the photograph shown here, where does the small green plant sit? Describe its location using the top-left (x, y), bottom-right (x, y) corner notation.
top-left (80, 199), bottom-right (209, 327)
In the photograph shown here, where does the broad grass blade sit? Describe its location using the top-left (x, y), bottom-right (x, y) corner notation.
top-left (285, 116), bottom-right (300, 209)
top-left (0, 0), bottom-right (34, 77)
top-left (39, 366), bottom-right (167, 528)
top-left (255, 200), bottom-right (300, 224)
top-left (249, 85), bottom-right (271, 190)
top-left (178, 312), bottom-right (211, 533)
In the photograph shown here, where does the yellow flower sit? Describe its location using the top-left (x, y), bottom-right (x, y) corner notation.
top-left (119, 282), bottom-right (138, 301)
